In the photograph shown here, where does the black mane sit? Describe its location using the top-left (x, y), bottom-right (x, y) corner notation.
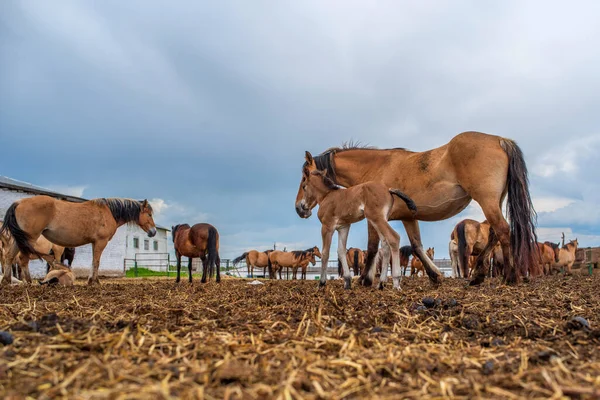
top-left (171, 224), bottom-right (190, 242)
top-left (93, 198), bottom-right (150, 224)
top-left (291, 247), bottom-right (317, 258)
top-left (544, 241), bottom-right (559, 250)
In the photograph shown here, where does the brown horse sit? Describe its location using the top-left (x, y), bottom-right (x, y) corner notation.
top-left (410, 247), bottom-right (434, 277)
top-left (172, 223), bottom-right (221, 283)
top-left (537, 242), bottom-right (558, 275)
top-left (0, 231), bottom-right (64, 282)
top-left (453, 219), bottom-right (492, 279)
top-left (269, 247), bottom-right (321, 280)
top-left (0, 196), bottom-right (156, 285)
top-left (232, 250), bottom-right (273, 278)
top-left (39, 260), bottom-right (75, 286)
top-left (338, 248), bottom-right (365, 277)
top-left (551, 239), bottom-right (578, 275)
top-left (295, 132), bottom-right (537, 286)
top-left (297, 157), bottom-right (417, 290)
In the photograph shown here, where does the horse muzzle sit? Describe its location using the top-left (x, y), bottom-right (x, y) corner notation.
top-left (147, 227), bottom-right (157, 237)
top-left (295, 203), bottom-right (312, 219)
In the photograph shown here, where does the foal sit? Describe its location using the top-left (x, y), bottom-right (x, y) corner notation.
top-left (298, 155), bottom-right (417, 290)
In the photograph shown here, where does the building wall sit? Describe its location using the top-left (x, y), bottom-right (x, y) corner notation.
top-left (0, 188), bottom-right (131, 278)
top-left (124, 225), bottom-right (170, 270)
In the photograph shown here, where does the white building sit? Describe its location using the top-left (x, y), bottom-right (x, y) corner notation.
top-left (0, 176), bottom-right (169, 278)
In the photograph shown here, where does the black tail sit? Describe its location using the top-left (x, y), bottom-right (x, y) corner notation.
top-left (389, 189), bottom-right (417, 215)
top-left (206, 226), bottom-right (219, 281)
top-left (456, 221), bottom-right (469, 278)
top-left (353, 250), bottom-right (359, 275)
top-left (1, 202), bottom-right (43, 259)
top-left (266, 251), bottom-right (273, 278)
top-left (232, 252), bottom-right (248, 266)
top-left (399, 245), bottom-right (412, 261)
top-left (501, 139), bottom-right (538, 280)
top-left (62, 248), bottom-right (76, 267)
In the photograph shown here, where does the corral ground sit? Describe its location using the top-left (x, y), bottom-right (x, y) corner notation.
top-left (1, 275), bottom-right (600, 399)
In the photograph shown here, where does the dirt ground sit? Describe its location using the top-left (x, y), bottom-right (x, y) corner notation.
top-left (1, 275), bottom-right (599, 399)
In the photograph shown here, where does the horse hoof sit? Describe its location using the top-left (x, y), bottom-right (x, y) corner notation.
top-left (87, 278), bottom-right (100, 286)
top-left (378, 283), bottom-right (384, 290)
top-left (362, 277), bottom-right (373, 287)
top-left (319, 281), bottom-right (326, 287)
top-left (469, 275), bottom-right (485, 286)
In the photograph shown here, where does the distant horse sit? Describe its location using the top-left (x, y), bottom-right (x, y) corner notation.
top-left (295, 132), bottom-right (538, 286)
top-left (232, 250), bottom-right (273, 278)
top-left (449, 232), bottom-right (459, 278)
top-left (0, 196), bottom-right (156, 285)
top-left (551, 239), bottom-right (578, 275)
top-left (269, 247), bottom-right (321, 280)
top-left (296, 154), bottom-right (417, 290)
top-left (410, 247), bottom-right (434, 277)
top-left (537, 242), bottom-right (558, 275)
top-left (39, 260), bottom-right (75, 286)
top-left (453, 219), bottom-right (492, 279)
top-left (491, 242), bottom-right (504, 277)
top-left (338, 248), bottom-right (365, 277)
top-left (172, 223), bottom-right (221, 283)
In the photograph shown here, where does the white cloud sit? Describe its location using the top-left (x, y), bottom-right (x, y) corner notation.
top-left (148, 198), bottom-right (169, 216)
top-left (46, 184), bottom-right (87, 198)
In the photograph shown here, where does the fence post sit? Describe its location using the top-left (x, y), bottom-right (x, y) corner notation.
top-left (134, 260), bottom-right (138, 277)
top-left (167, 254), bottom-right (170, 278)
top-left (589, 263), bottom-right (593, 276)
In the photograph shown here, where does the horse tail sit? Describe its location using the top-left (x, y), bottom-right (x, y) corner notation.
top-left (500, 139), bottom-right (538, 278)
top-left (1, 202), bottom-right (43, 259)
top-left (399, 245), bottom-right (412, 263)
top-left (39, 277), bottom-right (60, 285)
top-left (232, 252), bottom-right (248, 266)
top-left (266, 252), bottom-right (273, 278)
top-left (457, 221), bottom-right (468, 278)
top-left (206, 226), bottom-right (219, 280)
top-left (389, 189), bottom-right (417, 215)
top-left (352, 249), bottom-right (359, 275)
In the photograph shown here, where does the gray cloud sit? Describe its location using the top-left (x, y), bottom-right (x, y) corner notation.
top-left (1, 0), bottom-right (599, 258)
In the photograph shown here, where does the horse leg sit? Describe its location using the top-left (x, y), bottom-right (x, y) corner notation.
top-left (176, 253), bottom-right (182, 283)
top-left (469, 227), bottom-right (499, 286)
top-left (215, 254), bottom-right (221, 283)
top-left (361, 221), bottom-right (380, 286)
top-left (319, 226), bottom-right (334, 287)
top-left (88, 240), bottom-right (108, 285)
top-left (188, 257), bottom-right (193, 283)
top-left (1, 239), bottom-right (18, 285)
top-left (402, 220), bottom-right (443, 284)
top-left (378, 242), bottom-right (391, 290)
top-left (336, 225), bottom-right (352, 290)
top-left (17, 253), bottom-right (32, 284)
top-left (200, 256), bottom-right (208, 283)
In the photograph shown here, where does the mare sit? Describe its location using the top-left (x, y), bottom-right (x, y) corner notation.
top-left (338, 248), bottom-right (365, 277)
top-left (297, 153), bottom-right (417, 290)
top-left (551, 239), bottom-right (578, 275)
top-left (172, 223), bottom-right (221, 283)
top-left (232, 250), bottom-right (273, 278)
top-left (537, 242), bottom-right (559, 275)
top-left (0, 196), bottom-right (156, 285)
top-left (269, 247), bottom-right (321, 280)
top-left (295, 132), bottom-right (537, 286)
top-left (453, 219), bottom-right (492, 279)
top-left (410, 247), bottom-right (434, 277)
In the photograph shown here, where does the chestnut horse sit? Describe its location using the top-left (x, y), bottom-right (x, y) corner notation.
top-left (232, 250), bottom-right (273, 278)
top-left (0, 231), bottom-right (65, 282)
top-left (410, 247), bottom-right (434, 277)
top-left (269, 247), bottom-right (321, 280)
top-left (297, 157), bottom-right (417, 290)
top-left (338, 248), bottom-right (365, 277)
top-left (0, 196), bottom-right (156, 285)
top-left (537, 242), bottom-right (558, 275)
top-left (453, 219), bottom-right (492, 279)
top-left (172, 223), bottom-right (221, 283)
top-left (295, 132), bottom-right (537, 286)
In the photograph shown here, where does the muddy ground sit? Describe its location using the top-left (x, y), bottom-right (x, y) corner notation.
top-left (1, 275), bottom-right (599, 399)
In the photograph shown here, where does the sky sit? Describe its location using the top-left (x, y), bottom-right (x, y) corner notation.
top-left (1, 1), bottom-right (600, 260)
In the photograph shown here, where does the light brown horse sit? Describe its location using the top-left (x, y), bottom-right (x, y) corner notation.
top-left (0, 196), bottom-right (156, 285)
top-left (13, 235), bottom-right (66, 283)
top-left (268, 247), bottom-right (321, 280)
top-left (410, 247), bottom-right (434, 277)
top-left (232, 250), bottom-right (273, 278)
top-left (172, 223), bottom-right (221, 283)
top-left (297, 156), bottom-right (417, 290)
top-left (39, 260), bottom-right (75, 286)
top-left (338, 248), bottom-right (365, 277)
top-left (537, 242), bottom-right (559, 275)
top-left (295, 132), bottom-right (538, 286)
top-left (453, 219), bottom-right (492, 279)
top-left (551, 239), bottom-right (578, 275)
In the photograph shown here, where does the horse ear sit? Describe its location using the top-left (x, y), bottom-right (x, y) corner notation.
top-left (305, 151), bottom-right (315, 166)
top-left (142, 199), bottom-right (148, 207)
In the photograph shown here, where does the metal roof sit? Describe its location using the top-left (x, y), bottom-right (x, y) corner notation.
top-left (0, 176), bottom-right (87, 202)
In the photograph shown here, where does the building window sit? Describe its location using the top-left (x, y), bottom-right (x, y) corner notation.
top-left (153, 241), bottom-right (158, 251)
top-left (133, 237), bottom-right (139, 249)
top-left (144, 240), bottom-right (149, 251)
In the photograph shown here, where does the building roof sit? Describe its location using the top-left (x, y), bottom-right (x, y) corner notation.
top-left (0, 176), bottom-right (170, 231)
top-left (0, 176), bottom-right (87, 202)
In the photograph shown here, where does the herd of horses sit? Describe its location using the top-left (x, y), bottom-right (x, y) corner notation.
top-left (0, 131), bottom-right (578, 290)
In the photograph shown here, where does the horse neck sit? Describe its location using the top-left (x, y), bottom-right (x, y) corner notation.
top-left (332, 149), bottom-right (408, 187)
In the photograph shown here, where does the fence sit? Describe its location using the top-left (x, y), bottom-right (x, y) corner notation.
top-left (123, 253), bottom-right (235, 277)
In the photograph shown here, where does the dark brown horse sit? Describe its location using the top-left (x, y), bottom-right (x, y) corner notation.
top-left (172, 223), bottom-right (221, 283)
top-left (1, 196), bottom-right (156, 285)
top-left (295, 132), bottom-right (537, 286)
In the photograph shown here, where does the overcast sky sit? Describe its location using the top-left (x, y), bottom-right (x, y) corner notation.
top-left (1, 1), bottom-right (599, 260)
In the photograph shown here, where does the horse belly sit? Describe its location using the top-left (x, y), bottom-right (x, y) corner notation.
top-left (403, 183), bottom-right (471, 221)
top-left (42, 230), bottom-right (88, 248)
